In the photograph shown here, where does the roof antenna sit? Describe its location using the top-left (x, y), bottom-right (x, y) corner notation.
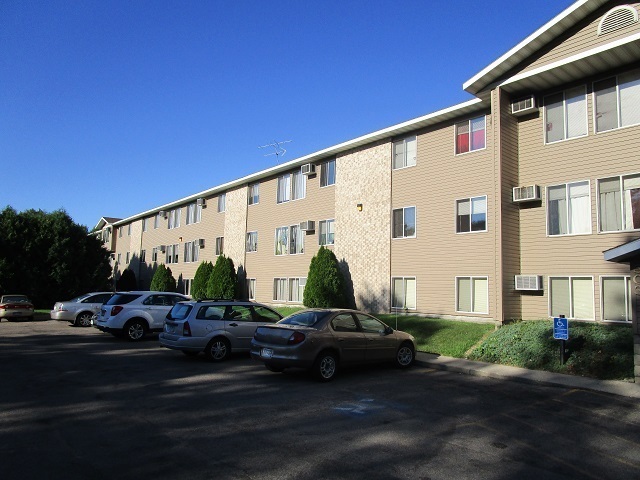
top-left (258, 140), bottom-right (292, 157)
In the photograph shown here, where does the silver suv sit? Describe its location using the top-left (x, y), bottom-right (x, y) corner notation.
top-left (94, 291), bottom-right (189, 341)
top-left (159, 300), bottom-right (282, 361)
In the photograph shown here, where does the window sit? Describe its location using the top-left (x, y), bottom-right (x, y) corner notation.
top-left (456, 276), bottom-right (488, 314)
top-left (598, 174), bottom-right (640, 232)
top-left (275, 227), bottom-right (288, 255)
top-left (547, 181), bottom-right (591, 236)
top-left (393, 136), bottom-right (417, 169)
top-left (292, 170), bottom-right (306, 200)
top-left (184, 241), bottom-right (199, 263)
top-left (273, 278), bottom-right (287, 301)
top-left (140, 250), bottom-right (146, 263)
top-left (152, 247), bottom-right (158, 262)
top-left (321, 159), bottom-right (336, 186)
top-left (247, 279), bottom-right (256, 300)
top-left (319, 219), bottom-right (335, 246)
top-left (594, 70), bottom-right (640, 133)
top-left (289, 278), bottom-right (306, 302)
top-left (392, 207), bottom-right (416, 238)
top-left (290, 224), bottom-right (304, 254)
top-left (549, 276), bottom-right (594, 320)
top-left (127, 224), bottom-right (131, 236)
top-left (196, 202), bottom-right (202, 223)
top-left (218, 193), bottom-right (226, 213)
top-left (248, 183), bottom-right (259, 205)
top-left (455, 116), bottom-right (486, 154)
top-left (277, 174), bottom-right (290, 204)
top-left (118, 228), bottom-right (122, 238)
top-left (166, 244), bottom-right (179, 264)
top-left (392, 277), bottom-right (416, 310)
top-left (601, 276), bottom-right (632, 322)
top-left (117, 253), bottom-right (121, 264)
top-left (125, 252), bottom-right (130, 264)
top-left (142, 218), bottom-right (147, 232)
top-left (154, 213), bottom-right (161, 229)
top-left (544, 86), bottom-right (587, 143)
top-left (168, 208), bottom-right (181, 229)
top-left (186, 204), bottom-right (196, 225)
top-left (215, 237), bottom-right (224, 256)
top-left (456, 196), bottom-right (487, 233)
top-left (183, 279), bottom-right (191, 296)
top-left (246, 232), bottom-right (258, 252)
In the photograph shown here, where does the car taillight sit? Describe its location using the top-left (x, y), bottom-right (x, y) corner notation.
top-left (183, 321), bottom-right (191, 337)
top-left (0, 305), bottom-right (6, 310)
top-left (288, 332), bottom-right (305, 345)
top-left (110, 305), bottom-right (124, 316)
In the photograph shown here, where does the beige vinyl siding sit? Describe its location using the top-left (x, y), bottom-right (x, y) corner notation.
top-left (521, 3), bottom-right (640, 75)
top-left (516, 80), bottom-right (639, 320)
top-left (245, 166), bottom-right (335, 305)
top-left (391, 113), bottom-right (497, 319)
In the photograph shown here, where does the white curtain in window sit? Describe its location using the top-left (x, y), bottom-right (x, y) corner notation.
top-left (405, 278), bottom-right (416, 309)
top-left (292, 171), bottom-right (305, 199)
top-left (274, 279), bottom-right (287, 301)
top-left (619, 71), bottom-right (640, 127)
top-left (405, 136), bottom-right (417, 167)
top-left (599, 177), bottom-right (622, 231)
top-left (277, 175), bottom-right (290, 203)
top-left (275, 227), bottom-right (288, 255)
top-left (457, 278), bottom-right (471, 312)
top-left (568, 182), bottom-right (590, 234)
top-left (623, 175), bottom-right (640, 229)
top-left (572, 277), bottom-right (593, 319)
top-left (472, 277), bottom-right (488, 313)
top-left (565, 86), bottom-right (587, 138)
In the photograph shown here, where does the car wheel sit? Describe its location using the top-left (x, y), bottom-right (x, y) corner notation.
top-left (395, 342), bottom-right (415, 368)
top-left (313, 351), bottom-right (337, 382)
top-left (124, 319), bottom-right (146, 341)
top-left (75, 312), bottom-right (93, 327)
top-left (205, 337), bottom-right (230, 362)
top-left (265, 363), bottom-right (284, 373)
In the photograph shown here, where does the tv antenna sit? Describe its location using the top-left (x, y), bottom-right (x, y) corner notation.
top-left (258, 140), bottom-right (291, 157)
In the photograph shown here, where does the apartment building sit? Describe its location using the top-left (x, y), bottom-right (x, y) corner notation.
top-left (96, 0), bottom-right (640, 377)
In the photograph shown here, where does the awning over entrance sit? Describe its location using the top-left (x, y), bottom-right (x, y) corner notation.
top-left (604, 238), bottom-right (640, 267)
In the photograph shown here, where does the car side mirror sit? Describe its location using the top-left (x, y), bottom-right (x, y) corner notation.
top-left (384, 326), bottom-right (393, 335)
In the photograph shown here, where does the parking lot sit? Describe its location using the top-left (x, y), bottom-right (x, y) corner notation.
top-left (2, 319), bottom-right (640, 480)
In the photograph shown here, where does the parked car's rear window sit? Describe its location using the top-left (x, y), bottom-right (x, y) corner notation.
top-left (2, 295), bottom-right (30, 303)
top-left (105, 294), bottom-right (141, 305)
top-left (279, 310), bottom-right (328, 327)
top-left (167, 304), bottom-right (192, 320)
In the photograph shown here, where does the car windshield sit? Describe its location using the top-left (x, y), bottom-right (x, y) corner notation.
top-left (279, 310), bottom-right (328, 327)
top-left (167, 304), bottom-right (192, 320)
top-left (105, 294), bottom-right (141, 305)
top-left (3, 295), bottom-right (29, 303)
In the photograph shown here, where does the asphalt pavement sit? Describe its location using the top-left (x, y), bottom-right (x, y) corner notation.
top-left (415, 352), bottom-right (640, 399)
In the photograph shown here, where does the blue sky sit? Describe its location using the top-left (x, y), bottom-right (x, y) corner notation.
top-left (1, 0), bottom-right (574, 229)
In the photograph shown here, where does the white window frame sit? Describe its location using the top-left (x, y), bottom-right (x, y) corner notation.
top-left (142, 218), bottom-right (147, 232)
top-left (154, 214), bottom-right (160, 229)
top-left (118, 228), bottom-right (122, 238)
top-left (600, 275), bottom-right (632, 323)
top-left (273, 278), bottom-right (288, 302)
top-left (140, 249), bottom-right (146, 263)
top-left (593, 70), bottom-right (640, 134)
top-left (456, 196), bottom-right (487, 234)
top-left (152, 247), bottom-right (158, 262)
top-left (186, 204), bottom-right (195, 225)
top-left (218, 193), bottom-right (226, 213)
top-left (184, 241), bottom-right (199, 263)
top-left (275, 227), bottom-right (288, 256)
top-left (247, 278), bottom-right (256, 300)
top-left (289, 277), bottom-right (306, 303)
top-left (455, 276), bottom-right (489, 314)
top-left (392, 206), bottom-right (417, 239)
top-left (546, 180), bottom-right (592, 236)
top-left (597, 173), bottom-right (640, 233)
top-left (127, 224), bottom-right (131, 236)
top-left (215, 236), bottom-right (224, 256)
top-left (543, 86), bottom-right (588, 144)
top-left (455, 116), bottom-right (486, 155)
top-left (392, 136), bottom-right (417, 169)
top-left (391, 277), bottom-right (417, 310)
top-left (246, 231), bottom-right (258, 253)
top-left (277, 172), bottom-right (306, 203)
top-left (290, 224), bottom-right (304, 254)
top-left (319, 219), bottom-right (335, 246)
top-left (320, 159), bottom-right (336, 186)
top-left (168, 208), bottom-right (181, 230)
top-left (548, 276), bottom-right (595, 320)
top-left (248, 183), bottom-right (260, 205)
top-left (277, 174), bottom-right (291, 204)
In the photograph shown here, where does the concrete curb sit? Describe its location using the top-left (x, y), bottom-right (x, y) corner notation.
top-left (415, 352), bottom-right (640, 399)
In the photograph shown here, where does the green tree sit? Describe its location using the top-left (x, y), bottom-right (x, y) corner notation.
top-left (191, 261), bottom-right (213, 299)
top-left (206, 255), bottom-right (237, 299)
top-left (149, 264), bottom-right (176, 292)
top-left (0, 206), bottom-right (112, 308)
top-left (116, 268), bottom-right (137, 291)
top-left (303, 246), bottom-right (347, 308)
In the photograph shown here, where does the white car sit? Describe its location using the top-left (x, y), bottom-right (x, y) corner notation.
top-left (50, 292), bottom-right (114, 327)
top-left (94, 291), bottom-right (189, 341)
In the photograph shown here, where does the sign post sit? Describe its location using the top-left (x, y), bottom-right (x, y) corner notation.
top-left (553, 315), bottom-right (569, 364)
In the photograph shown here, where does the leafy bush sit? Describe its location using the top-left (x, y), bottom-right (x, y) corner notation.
top-left (116, 268), bottom-right (137, 291)
top-left (191, 261), bottom-right (213, 299)
top-left (149, 264), bottom-right (176, 292)
top-left (468, 320), bottom-right (634, 380)
top-left (303, 246), bottom-right (347, 308)
top-left (206, 255), bottom-right (237, 299)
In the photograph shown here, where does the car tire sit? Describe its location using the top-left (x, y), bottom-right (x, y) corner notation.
top-left (205, 337), bottom-right (231, 362)
top-left (312, 351), bottom-right (337, 382)
top-left (75, 311), bottom-right (93, 327)
top-left (395, 342), bottom-right (415, 368)
top-left (124, 319), bottom-right (146, 342)
top-left (265, 363), bottom-right (284, 373)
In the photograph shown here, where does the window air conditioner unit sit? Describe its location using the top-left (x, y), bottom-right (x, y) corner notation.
top-left (511, 95), bottom-right (538, 116)
top-left (196, 198), bottom-right (206, 207)
top-left (158, 210), bottom-right (167, 218)
top-left (515, 275), bottom-right (543, 291)
top-left (301, 163), bottom-right (316, 175)
top-left (198, 238), bottom-right (205, 248)
top-left (158, 245), bottom-right (166, 253)
top-left (513, 185), bottom-right (541, 203)
top-left (300, 220), bottom-right (315, 231)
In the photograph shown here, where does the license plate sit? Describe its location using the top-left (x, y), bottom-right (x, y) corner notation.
top-left (261, 348), bottom-right (273, 359)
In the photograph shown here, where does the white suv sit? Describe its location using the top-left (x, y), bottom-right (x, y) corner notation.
top-left (94, 291), bottom-right (189, 341)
